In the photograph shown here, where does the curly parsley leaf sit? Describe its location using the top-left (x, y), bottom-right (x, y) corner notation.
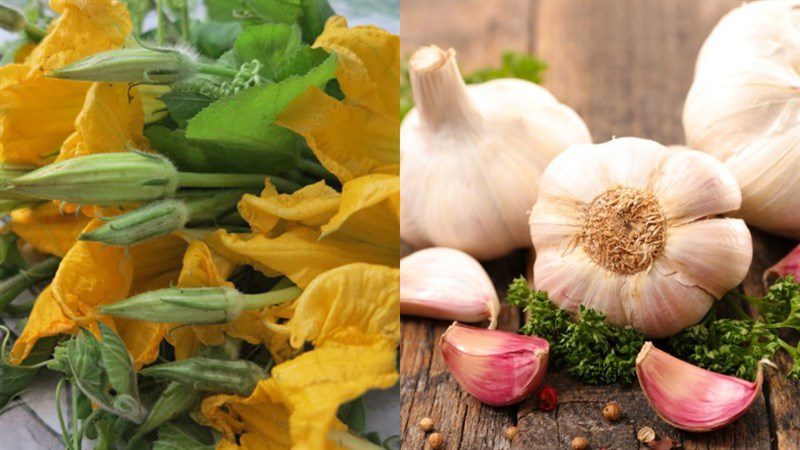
top-left (507, 277), bottom-right (643, 385)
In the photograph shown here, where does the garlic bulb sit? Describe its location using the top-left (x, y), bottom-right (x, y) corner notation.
top-left (637, 342), bottom-right (764, 432)
top-left (440, 322), bottom-right (549, 406)
top-left (764, 243), bottom-right (800, 285)
top-left (401, 46), bottom-right (591, 260)
top-left (401, 247), bottom-right (500, 328)
top-left (529, 138), bottom-right (752, 338)
top-left (683, 0), bottom-right (800, 238)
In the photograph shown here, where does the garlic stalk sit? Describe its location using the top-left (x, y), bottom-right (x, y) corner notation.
top-left (636, 342), bottom-right (764, 432)
top-left (440, 322), bottom-right (549, 406)
top-left (529, 138), bottom-right (752, 337)
top-left (683, 0), bottom-right (800, 238)
top-left (401, 45), bottom-right (591, 260)
top-left (400, 247), bottom-right (500, 328)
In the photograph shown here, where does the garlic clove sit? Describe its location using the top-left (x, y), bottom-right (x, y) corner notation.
top-left (401, 248), bottom-right (499, 328)
top-left (440, 323), bottom-right (549, 406)
top-left (636, 342), bottom-right (764, 432)
top-left (764, 243), bottom-right (800, 285)
top-left (653, 149), bottom-right (742, 225)
top-left (658, 218), bottom-right (752, 298)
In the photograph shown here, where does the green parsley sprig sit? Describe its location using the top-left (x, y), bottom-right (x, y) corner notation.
top-left (507, 277), bottom-right (644, 385)
top-left (670, 276), bottom-right (800, 381)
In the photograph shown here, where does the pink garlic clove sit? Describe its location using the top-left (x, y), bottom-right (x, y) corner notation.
top-left (764, 243), bottom-right (800, 285)
top-left (440, 322), bottom-right (549, 406)
top-left (636, 342), bottom-right (764, 432)
top-left (401, 247), bottom-right (500, 328)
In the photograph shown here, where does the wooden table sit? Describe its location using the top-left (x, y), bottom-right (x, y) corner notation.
top-left (399, 1), bottom-right (800, 448)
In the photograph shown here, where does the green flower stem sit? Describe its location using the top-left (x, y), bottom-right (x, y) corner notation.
top-left (55, 378), bottom-right (74, 450)
top-left (0, 257), bottom-right (60, 313)
top-left (156, 0), bottom-right (165, 45)
top-left (241, 286), bottom-right (303, 310)
top-left (71, 383), bottom-right (79, 450)
top-left (76, 407), bottom-right (102, 449)
top-left (179, 0), bottom-right (189, 42)
top-left (297, 159), bottom-right (338, 184)
top-left (197, 63), bottom-right (239, 79)
top-left (24, 22), bottom-right (45, 42)
top-left (177, 172), bottom-right (301, 192)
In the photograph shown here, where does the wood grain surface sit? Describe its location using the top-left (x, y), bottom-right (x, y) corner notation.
top-left (400, 1), bottom-right (799, 449)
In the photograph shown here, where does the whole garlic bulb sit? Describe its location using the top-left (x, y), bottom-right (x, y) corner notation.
top-left (683, 0), bottom-right (800, 238)
top-left (401, 46), bottom-right (591, 260)
top-left (529, 138), bottom-right (752, 338)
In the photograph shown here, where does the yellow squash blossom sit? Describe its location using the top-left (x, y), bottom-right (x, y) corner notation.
top-left (0, 0), bottom-right (131, 165)
top-left (10, 221), bottom-right (186, 368)
top-left (202, 264), bottom-right (399, 450)
top-left (206, 175), bottom-right (399, 289)
top-left (276, 16), bottom-right (399, 182)
top-left (166, 240), bottom-right (296, 362)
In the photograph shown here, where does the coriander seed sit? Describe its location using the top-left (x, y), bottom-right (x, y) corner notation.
top-left (504, 425), bottom-right (518, 440)
top-left (571, 436), bottom-right (588, 450)
top-left (428, 432), bottom-right (444, 449)
top-left (419, 417), bottom-right (434, 432)
top-left (637, 426), bottom-right (656, 443)
top-left (602, 402), bottom-right (621, 422)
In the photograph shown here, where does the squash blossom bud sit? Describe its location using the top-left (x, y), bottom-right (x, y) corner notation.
top-left (4, 152), bottom-right (179, 205)
top-left (98, 286), bottom-right (302, 324)
top-left (131, 381), bottom-right (201, 444)
top-left (140, 358), bottom-right (267, 396)
top-left (80, 189), bottom-right (248, 246)
top-left (47, 47), bottom-right (198, 84)
top-left (0, 5), bottom-right (26, 32)
top-left (80, 199), bottom-right (189, 246)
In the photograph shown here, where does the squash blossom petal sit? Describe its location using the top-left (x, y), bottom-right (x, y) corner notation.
top-left (205, 227), bottom-right (397, 289)
top-left (276, 16), bottom-right (399, 182)
top-left (320, 174), bottom-right (399, 251)
top-left (238, 180), bottom-right (340, 235)
top-left (202, 332), bottom-right (397, 450)
top-left (10, 202), bottom-right (90, 257)
top-left (288, 263), bottom-right (399, 348)
top-left (56, 82), bottom-right (147, 161)
top-left (0, 0), bottom-right (132, 165)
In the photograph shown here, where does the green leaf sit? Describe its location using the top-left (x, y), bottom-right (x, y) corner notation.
top-left (99, 323), bottom-right (138, 399)
top-left (67, 331), bottom-right (111, 405)
top-left (298, 0), bottom-right (334, 42)
top-left (184, 52), bottom-right (336, 157)
top-left (160, 91), bottom-right (214, 128)
top-left (0, 336), bottom-right (57, 409)
top-left (153, 422), bottom-right (215, 450)
top-left (189, 20), bottom-right (243, 59)
top-left (337, 397), bottom-right (366, 435)
top-left (92, 413), bottom-right (118, 450)
top-left (276, 46), bottom-right (329, 81)
top-left (204, 0), bottom-right (301, 25)
top-left (146, 125), bottom-right (299, 174)
top-left (233, 23), bottom-right (303, 79)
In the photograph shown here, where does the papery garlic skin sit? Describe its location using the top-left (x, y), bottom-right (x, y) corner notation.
top-left (529, 138), bottom-right (752, 338)
top-left (636, 342), bottom-right (763, 432)
top-left (683, 0), bottom-right (800, 238)
top-left (440, 323), bottom-right (549, 406)
top-left (401, 46), bottom-right (591, 260)
top-left (401, 247), bottom-right (500, 328)
top-left (764, 243), bottom-right (800, 285)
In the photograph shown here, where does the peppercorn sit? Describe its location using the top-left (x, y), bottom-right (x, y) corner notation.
top-left (571, 436), bottom-right (588, 450)
top-left (637, 426), bottom-right (656, 443)
top-left (602, 402), bottom-right (621, 422)
top-left (504, 425), bottom-right (518, 440)
top-left (428, 432), bottom-right (444, 449)
top-left (419, 417), bottom-right (434, 432)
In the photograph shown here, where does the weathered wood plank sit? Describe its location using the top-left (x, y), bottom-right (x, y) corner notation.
top-left (400, 0), bottom-right (533, 70)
